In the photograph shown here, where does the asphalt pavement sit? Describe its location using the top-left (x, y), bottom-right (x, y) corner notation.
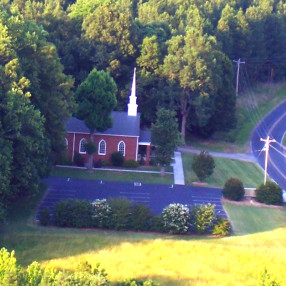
top-left (39, 177), bottom-right (227, 218)
top-left (251, 100), bottom-right (286, 190)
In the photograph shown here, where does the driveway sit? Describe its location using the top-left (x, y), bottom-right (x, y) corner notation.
top-left (39, 177), bottom-right (227, 218)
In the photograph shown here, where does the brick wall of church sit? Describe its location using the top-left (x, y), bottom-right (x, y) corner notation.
top-left (66, 132), bottom-right (138, 165)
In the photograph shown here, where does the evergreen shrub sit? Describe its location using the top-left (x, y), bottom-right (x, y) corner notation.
top-left (53, 199), bottom-right (93, 227)
top-left (73, 152), bottom-right (85, 167)
top-left (212, 217), bottom-right (231, 236)
top-left (114, 278), bottom-right (160, 286)
top-left (190, 203), bottom-right (216, 234)
top-left (123, 159), bottom-right (139, 168)
top-left (111, 152), bottom-right (124, 166)
top-left (256, 182), bottom-right (282, 205)
top-left (130, 203), bottom-right (153, 231)
top-left (222, 177), bottom-right (245, 201)
top-left (192, 151), bottom-right (215, 181)
top-left (39, 207), bottom-right (50, 226)
top-left (108, 198), bottom-right (132, 230)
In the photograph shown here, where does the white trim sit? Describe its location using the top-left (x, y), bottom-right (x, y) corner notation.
top-left (135, 137), bottom-right (138, 161)
top-left (72, 133), bottom-right (75, 161)
top-left (79, 138), bottom-right (87, 154)
top-left (118, 141), bottom-right (126, 156)
top-left (65, 138), bottom-right (68, 147)
top-left (98, 139), bottom-right (106, 155)
top-left (138, 142), bottom-right (151, 146)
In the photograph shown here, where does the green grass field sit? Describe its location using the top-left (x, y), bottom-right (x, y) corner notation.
top-left (1, 186), bottom-right (286, 286)
top-left (51, 166), bottom-right (173, 184)
top-left (182, 152), bottom-right (265, 187)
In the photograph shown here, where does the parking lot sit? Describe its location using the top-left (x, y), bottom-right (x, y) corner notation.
top-left (38, 177), bottom-right (227, 218)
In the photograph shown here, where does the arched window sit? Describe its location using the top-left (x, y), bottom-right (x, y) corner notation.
top-left (79, 138), bottom-right (87, 154)
top-left (98, 140), bottom-right (106, 155)
top-left (118, 141), bottom-right (125, 156)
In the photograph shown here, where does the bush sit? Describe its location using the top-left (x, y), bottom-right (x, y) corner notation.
top-left (25, 261), bottom-right (43, 286)
top-left (114, 278), bottom-right (160, 286)
top-left (150, 215), bottom-right (164, 232)
top-left (256, 181), bottom-right (283, 205)
top-left (130, 203), bottom-right (153, 231)
top-left (55, 154), bottom-right (73, 166)
top-left (73, 152), bottom-right (85, 167)
top-left (91, 199), bottom-right (112, 228)
top-left (212, 218), bottom-right (231, 236)
top-left (161, 203), bottom-right (190, 234)
top-left (39, 207), bottom-right (50, 226)
top-left (53, 199), bottom-right (93, 228)
top-left (123, 159), bottom-right (139, 168)
top-left (108, 198), bottom-right (132, 230)
top-left (192, 151), bottom-right (215, 182)
top-left (190, 203), bottom-right (216, 234)
top-left (111, 152), bottom-right (124, 167)
top-left (94, 159), bottom-right (103, 168)
top-left (84, 141), bottom-right (97, 155)
top-left (222, 177), bottom-right (245, 201)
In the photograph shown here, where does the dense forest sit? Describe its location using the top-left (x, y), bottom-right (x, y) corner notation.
top-left (1, 0), bottom-right (286, 214)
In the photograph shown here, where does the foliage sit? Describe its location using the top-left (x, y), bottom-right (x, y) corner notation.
top-left (73, 152), bottom-right (85, 167)
top-left (191, 203), bottom-right (216, 234)
top-left (222, 177), bottom-right (245, 201)
top-left (53, 199), bottom-right (93, 228)
top-left (192, 151), bottom-right (215, 182)
top-left (91, 199), bottom-right (112, 229)
top-left (259, 268), bottom-right (280, 286)
top-left (151, 108), bottom-right (180, 175)
top-left (212, 218), bottom-right (231, 236)
top-left (84, 141), bottom-right (97, 155)
top-left (24, 261), bottom-right (43, 286)
top-left (161, 203), bottom-right (190, 234)
top-left (111, 152), bottom-right (124, 167)
top-left (130, 203), bottom-right (153, 231)
top-left (114, 278), bottom-right (160, 286)
top-left (123, 159), bottom-right (139, 168)
top-left (39, 207), bottom-right (51, 226)
top-left (150, 215), bottom-right (164, 232)
top-left (256, 182), bottom-right (283, 206)
top-left (108, 198), bottom-right (133, 231)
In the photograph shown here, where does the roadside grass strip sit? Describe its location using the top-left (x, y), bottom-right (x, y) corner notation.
top-left (182, 153), bottom-right (264, 188)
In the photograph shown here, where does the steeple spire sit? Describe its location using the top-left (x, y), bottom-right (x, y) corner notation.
top-left (128, 67), bottom-right (138, 116)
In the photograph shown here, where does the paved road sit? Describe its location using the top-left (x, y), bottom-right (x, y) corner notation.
top-left (251, 100), bottom-right (286, 190)
top-left (39, 177), bottom-right (227, 218)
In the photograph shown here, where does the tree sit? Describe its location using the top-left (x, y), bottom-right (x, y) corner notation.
top-left (222, 177), bottom-right (245, 201)
top-left (151, 108), bottom-right (181, 176)
top-left (76, 68), bottom-right (117, 169)
top-left (256, 181), bottom-right (282, 206)
top-left (192, 151), bottom-right (215, 182)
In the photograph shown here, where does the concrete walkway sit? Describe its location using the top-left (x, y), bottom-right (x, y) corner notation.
top-left (178, 146), bottom-right (256, 162)
top-left (171, 151), bottom-right (185, 185)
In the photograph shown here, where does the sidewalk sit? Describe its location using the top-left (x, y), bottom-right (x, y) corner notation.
top-left (178, 146), bottom-right (256, 162)
top-left (171, 151), bottom-right (185, 185)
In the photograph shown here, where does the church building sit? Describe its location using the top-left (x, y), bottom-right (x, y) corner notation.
top-left (65, 68), bottom-right (151, 165)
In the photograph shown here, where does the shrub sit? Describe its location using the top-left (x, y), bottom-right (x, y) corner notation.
top-left (94, 159), bottom-right (103, 168)
top-left (25, 261), bottom-right (43, 286)
top-left (150, 215), bottom-right (164, 232)
top-left (130, 203), bottom-right (153, 231)
top-left (192, 151), bottom-right (215, 182)
top-left (73, 152), bottom-right (85, 167)
top-left (39, 207), bottom-right (50, 226)
top-left (91, 199), bottom-right (112, 228)
top-left (111, 152), bottom-right (124, 166)
top-left (222, 177), bottom-right (245, 201)
top-left (256, 181), bottom-right (282, 205)
top-left (161, 203), bottom-right (190, 234)
top-left (114, 278), bottom-right (160, 286)
top-left (191, 203), bottom-right (216, 234)
top-left (123, 159), bottom-right (139, 168)
top-left (84, 141), bottom-right (97, 155)
top-left (55, 154), bottom-right (73, 166)
top-left (108, 198), bottom-right (132, 230)
top-left (53, 199), bottom-right (93, 228)
top-left (212, 218), bottom-right (231, 236)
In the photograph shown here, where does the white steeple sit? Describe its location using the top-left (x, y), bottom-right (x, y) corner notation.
top-left (128, 67), bottom-right (138, 116)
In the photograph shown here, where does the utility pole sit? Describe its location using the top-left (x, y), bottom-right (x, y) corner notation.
top-left (233, 58), bottom-right (245, 96)
top-left (261, 136), bottom-right (276, 185)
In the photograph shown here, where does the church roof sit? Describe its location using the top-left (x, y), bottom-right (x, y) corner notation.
top-left (65, 111), bottom-right (141, 137)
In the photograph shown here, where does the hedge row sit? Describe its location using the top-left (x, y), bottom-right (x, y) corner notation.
top-left (40, 198), bottom-right (231, 236)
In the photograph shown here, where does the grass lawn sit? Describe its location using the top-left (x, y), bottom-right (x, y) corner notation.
top-left (186, 83), bottom-right (286, 152)
top-left (182, 152), bottom-right (265, 187)
top-left (1, 188), bottom-right (286, 285)
top-left (51, 166), bottom-right (173, 185)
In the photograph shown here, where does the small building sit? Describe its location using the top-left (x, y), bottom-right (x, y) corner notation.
top-left (65, 68), bottom-right (151, 165)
